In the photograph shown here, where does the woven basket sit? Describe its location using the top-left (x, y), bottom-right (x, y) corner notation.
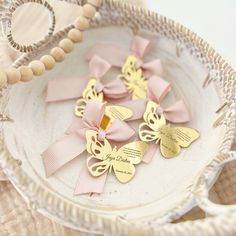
top-left (0, 0), bottom-right (236, 235)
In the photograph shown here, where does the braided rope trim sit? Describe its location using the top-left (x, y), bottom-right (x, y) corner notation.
top-left (1, 0), bottom-right (56, 53)
top-left (0, 0), bottom-right (236, 235)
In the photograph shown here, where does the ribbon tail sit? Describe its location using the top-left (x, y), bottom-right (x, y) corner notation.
top-left (66, 117), bottom-right (86, 134)
top-left (74, 165), bottom-right (108, 195)
top-left (89, 56), bottom-right (111, 78)
top-left (86, 44), bottom-right (129, 68)
top-left (42, 133), bottom-right (86, 177)
top-left (46, 77), bottom-right (89, 102)
top-left (164, 100), bottom-right (191, 123)
top-left (142, 142), bottom-right (157, 163)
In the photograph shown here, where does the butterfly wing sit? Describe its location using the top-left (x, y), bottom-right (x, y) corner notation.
top-left (139, 123), bottom-right (160, 143)
top-left (159, 125), bottom-right (200, 158)
top-left (74, 99), bottom-right (87, 117)
top-left (131, 78), bottom-right (148, 100)
top-left (112, 141), bottom-right (148, 183)
top-left (86, 130), bottom-right (112, 160)
top-left (144, 101), bottom-right (166, 131)
top-left (87, 156), bottom-right (110, 177)
top-left (74, 79), bottom-right (103, 117)
top-left (105, 105), bottom-right (133, 121)
top-left (122, 56), bottom-right (147, 100)
top-left (86, 130), bottom-right (113, 177)
top-left (82, 79), bottom-right (103, 101)
top-left (121, 55), bottom-right (137, 75)
top-left (139, 102), bottom-right (166, 142)
top-left (173, 127), bottom-right (200, 148)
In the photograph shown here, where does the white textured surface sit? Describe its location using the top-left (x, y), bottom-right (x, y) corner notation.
top-left (147, 0), bottom-right (236, 69)
top-left (3, 26), bottom-right (226, 223)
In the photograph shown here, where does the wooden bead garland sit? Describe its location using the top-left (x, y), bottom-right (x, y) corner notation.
top-left (83, 4), bottom-right (96, 18)
top-left (18, 66), bottom-right (33, 82)
top-left (67, 29), bottom-right (82, 43)
top-left (40, 55), bottom-right (55, 70)
top-left (0, 0), bottom-right (103, 88)
top-left (6, 68), bottom-right (21, 84)
top-left (29, 60), bottom-right (46, 76)
top-left (50, 47), bottom-right (65, 62)
top-left (74, 16), bottom-right (90, 31)
top-left (0, 69), bottom-right (7, 87)
top-left (59, 39), bottom-right (74, 53)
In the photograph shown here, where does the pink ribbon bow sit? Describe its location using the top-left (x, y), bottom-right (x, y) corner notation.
top-left (121, 76), bottom-right (191, 124)
top-left (42, 100), bottom-right (135, 195)
top-left (46, 56), bottom-right (128, 102)
top-left (86, 35), bottom-right (163, 79)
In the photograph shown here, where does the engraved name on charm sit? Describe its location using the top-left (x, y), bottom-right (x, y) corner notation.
top-left (121, 55), bottom-right (147, 100)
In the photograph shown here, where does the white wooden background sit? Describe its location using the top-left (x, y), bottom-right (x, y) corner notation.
top-left (146, 0), bottom-right (236, 69)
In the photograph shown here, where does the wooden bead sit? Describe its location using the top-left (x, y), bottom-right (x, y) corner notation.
top-left (88, 0), bottom-right (102, 7)
top-left (82, 4), bottom-right (96, 18)
top-left (29, 60), bottom-right (45, 76)
top-left (68, 28), bottom-right (82, 43)
top-left (74, 16), bottom-right (89, 31)
top-left (50, 47), bottom-right (65, 62)
top-left (6, 68), bottom-right (21, 84)
top-left (0, 69), bottom-right (7, 87)
top-left (59, 38), bottom-right (74, 53)
top-left (18, 66), bottom-right (33, 82)
top-left (40, 55), bottom-right (55, 70)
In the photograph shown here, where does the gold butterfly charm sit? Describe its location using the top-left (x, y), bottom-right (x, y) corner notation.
top-left (121, 55), bottom-right (148, 100)
top-left (139, 101), bottom-right (200, 158)
top-left (86, 130), bottom-right (148, 183)
top-left (74, 79), bottom-right (103, 117)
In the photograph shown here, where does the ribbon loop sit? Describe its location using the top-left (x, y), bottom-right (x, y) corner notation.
top-left (102, 77), bottom-right (128, 100)
top-left (160, 100), bottom-right (191, 123)
top-left (148, 76), bottom-right (171, 104)
top-left (86, 36), bottom-right (163, 79)
top-left (46, 56), bottom-right (111, 103)
top-left (131, 35), bottom-right (151, 59)
top-left (89, 55), bottom-right (111, 80)
top-left (42, 101), bottom-right (135, 194)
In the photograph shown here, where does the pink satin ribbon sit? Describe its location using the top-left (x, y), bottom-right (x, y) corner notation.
top-left (42, 100), bottom-right (135, 195)
top-left (46, 55), bottom-right (128, 102)
top-left (86, 35), bottom-right (163, 79)
top-left (122, 75), bottom-right (190, 124)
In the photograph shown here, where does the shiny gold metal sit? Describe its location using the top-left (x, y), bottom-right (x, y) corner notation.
top-left (105, 105), bottom-right (133, 122)
top-left (86, 130), bottom-right (148, 183)
top-left (100, 115), bottom-right (111, 130)
top-left (139, 101), bottom-right (200, 158)
top-left (121, 55), bottom-right (147, 100)
top-left (74, 79), bottom-right (103, 117)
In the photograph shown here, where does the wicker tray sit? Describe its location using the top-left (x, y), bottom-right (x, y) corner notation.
top-left (0, 1), bottom-right (236, 235)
